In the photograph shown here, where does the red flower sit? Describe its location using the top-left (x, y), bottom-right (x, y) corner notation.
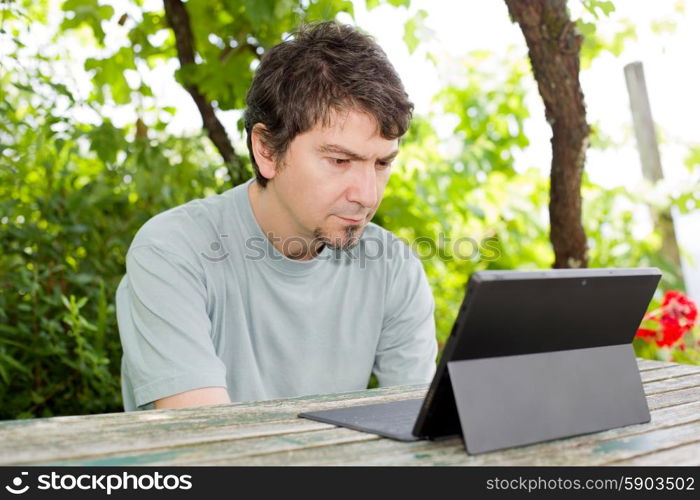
top-left (636, 328), bottom-right (657, 339)
top-left (658, 315), bottom-right (684, 347)
top-left (662, 290), bottom-right (698, 327)
top-left (635, 290), bottom-right (698, 348)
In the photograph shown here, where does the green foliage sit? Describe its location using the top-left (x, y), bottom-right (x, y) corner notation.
top-left (64, 0), bottom-right (360, 118)
top-left (403, 9), bottom-right (427, 55)
top-left (575, 0), bottom-right (685, 70)
top-left (2, 0), bottom-right (51, 25)
top-left (583, 182), bottom-right (682, 289)
top-left (581, 0), bottom-right (615, 19)
top-left (85, 47), bottom-right (137, 105)
top-left (60, 0), bottom-right (115, 45)
top-left (0, 30), bottom-right (227, 419)
top-left (577, 14), bottom-right (637, 69)
top-left (650, 19), bottom-right (677, 36)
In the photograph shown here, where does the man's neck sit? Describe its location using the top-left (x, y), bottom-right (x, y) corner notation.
top-left (248, 180), bottom-right (324, 261)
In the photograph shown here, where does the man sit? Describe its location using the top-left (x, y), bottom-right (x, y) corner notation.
top-left (116, 20), bottom-right (437, 411)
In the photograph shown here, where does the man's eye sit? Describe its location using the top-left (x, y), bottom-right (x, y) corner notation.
top-left (376, 161), bottom-right (392, 169)
top-left (330, 158), bottom-right (350, 166)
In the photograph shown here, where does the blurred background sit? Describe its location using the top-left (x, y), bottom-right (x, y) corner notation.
top-left (1, 0), bottom-right (698, 419)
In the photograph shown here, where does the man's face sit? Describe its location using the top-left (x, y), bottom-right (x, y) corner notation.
top-left (268, 109), bottom-right (399, 252)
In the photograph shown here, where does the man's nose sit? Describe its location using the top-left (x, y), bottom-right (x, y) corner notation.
top-left (346, 163), bottom-right (378, 209)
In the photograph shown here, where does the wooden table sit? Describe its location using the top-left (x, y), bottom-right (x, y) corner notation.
top-left (1, 358), bottom-right (699, 466)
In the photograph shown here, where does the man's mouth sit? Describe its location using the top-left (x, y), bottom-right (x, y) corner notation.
top-left (336, 215), bottom-right (364, 224)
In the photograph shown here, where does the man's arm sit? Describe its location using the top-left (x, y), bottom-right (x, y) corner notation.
top-left (117, 242), bottom-right (229, 411)
top-left (154, 387), bottom-right (231, 409)
top-left (374, 244), bottom-right (438, 386)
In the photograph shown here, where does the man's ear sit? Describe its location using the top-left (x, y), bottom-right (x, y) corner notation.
top-left (251, 124), bottom-right (277, 182)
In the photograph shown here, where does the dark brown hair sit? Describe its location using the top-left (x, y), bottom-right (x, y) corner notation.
top-left (243, 20), bottom-right (414, 187)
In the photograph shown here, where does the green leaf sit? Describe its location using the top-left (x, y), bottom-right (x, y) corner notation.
top-left (60, 0), bottom-right (115, 45)
top-left (84, 46), bottom-right (137, 105)
top-left (61, 294), bottom-right (72, 310)
top-left (0, 352), bottom-right (32, 376)
top-left (582, 0), bottom-right (615, 20)
top-left (651, 19), bottom-right (677, 35)
top-left (243, 0), bottom-right (277, 25)
top-left (305, 0), bottom-right (354, 21)
top-left (87, 121), bottom-right (126, 165)
top-left (403, 9), bottom-right (427, 54)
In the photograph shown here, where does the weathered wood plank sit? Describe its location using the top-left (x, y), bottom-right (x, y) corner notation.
top-left (643, 373), bottom-right (700, 396)
top-left (640, 363), bottom-right (700, 383)
top-left (646, 386), bottom-right (700, 410)
top-left (526, 421), bottom-right (700, 466)
top-left (0, 383), bottom-right (427, 430)
top-left (636, 358), bottom-right (679, 371)
top-left (606, 441), bottom-right (700, 466)
top-left (38, 398), bottom-right (700, 466)
top-left (44, 428), bottom-right (381, 466)
top-left (1, 419), bottom-right (338, 465)
top-left (213, 404), bottom-right (700, 467)
top-left (0, 388), bottom-right (426, 465)
top-left (1, 359), bottom-right (697, 466)
top-left (220, 404), bottom-right (700, 466)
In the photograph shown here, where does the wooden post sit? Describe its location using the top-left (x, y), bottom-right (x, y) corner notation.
top-left (624, 62), bottom-right (683, 279)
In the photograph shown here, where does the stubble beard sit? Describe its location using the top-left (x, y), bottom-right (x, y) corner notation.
top-left (313, 224), bottom-right (362, 252)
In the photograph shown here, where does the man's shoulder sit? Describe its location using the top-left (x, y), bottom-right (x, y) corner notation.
top-left (129, 188), bottom-right (239, 256)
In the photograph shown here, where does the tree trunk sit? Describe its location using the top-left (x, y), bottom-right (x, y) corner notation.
top-left (505, 0), bottom-right (589, 268)
top-left (163, 0), bottom-right (249, 186)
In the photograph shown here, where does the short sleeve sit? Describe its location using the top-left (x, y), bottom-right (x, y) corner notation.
top-left (116, 244), bottom-right (227, 410)
top-left (373, 249), bottom-right (438, 387)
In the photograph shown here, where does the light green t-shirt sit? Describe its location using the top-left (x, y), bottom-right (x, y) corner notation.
top-left (116, 178), bottom-right (437, 411)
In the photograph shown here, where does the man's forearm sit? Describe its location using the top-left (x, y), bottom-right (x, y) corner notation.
top-left (154, 386), bottom-right (231, 409)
